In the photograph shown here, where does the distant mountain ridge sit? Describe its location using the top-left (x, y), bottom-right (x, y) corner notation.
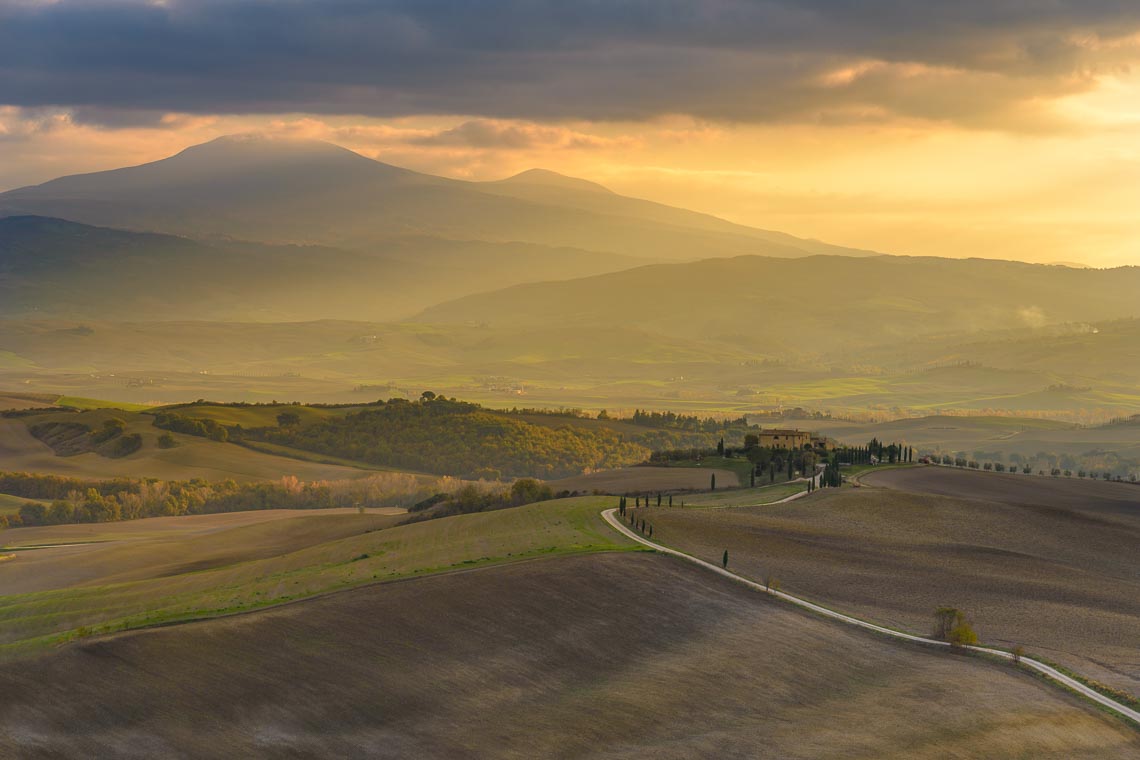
top-left (0, 134), bottom-right (879, 261)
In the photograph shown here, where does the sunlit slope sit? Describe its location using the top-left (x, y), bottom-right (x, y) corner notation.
top-left (0, 135), bottom-right (875, 261)
top-left (0, 496), bottom-right (629, 656)
top-left (2, 553), bottom-right (1136, 758)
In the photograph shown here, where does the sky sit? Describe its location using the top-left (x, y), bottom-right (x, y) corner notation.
top-left (1, 1), bottom-right (1139, 266)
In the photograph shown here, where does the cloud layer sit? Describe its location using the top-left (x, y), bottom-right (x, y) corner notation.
top-left (2, 1), bottom-right (1140, 129)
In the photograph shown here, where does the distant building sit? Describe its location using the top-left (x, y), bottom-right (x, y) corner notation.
top-left (757, 428), bottom-right (835, 450)
top-left (759, 428), bottom-right (812, 450)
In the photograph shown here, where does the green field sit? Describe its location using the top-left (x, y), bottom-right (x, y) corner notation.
top-left (0, 495), bottom-right (634, 658)
top-left (678, 481), bottom-right (806, 507)
top-left (57, 396), bottom-right (154, 412)
top-left (0, 493), bottom-right (47, 516)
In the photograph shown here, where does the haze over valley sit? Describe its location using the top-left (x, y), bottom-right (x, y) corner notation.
top-left (2, 136), bottom-right (1138, 426)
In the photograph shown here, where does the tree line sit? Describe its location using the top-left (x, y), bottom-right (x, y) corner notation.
top-left (0, 470), bottom-right (459, 528)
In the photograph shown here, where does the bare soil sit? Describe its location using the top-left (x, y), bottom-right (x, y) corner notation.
top-left (640, 466), bottom-right (1140, 695)
top-left (1, 553), bottom-right (1136, 759)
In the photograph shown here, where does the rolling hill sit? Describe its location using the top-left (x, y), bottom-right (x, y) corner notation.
top-left (2, 552), bottom-right (1136, 757)
top-left (0, 134), bottom-right (876, 262)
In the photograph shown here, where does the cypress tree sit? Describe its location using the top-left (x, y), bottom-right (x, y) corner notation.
top-left (722, 549), bottom-right (729, 569)
top-left (710, 473), bottom-right (716, 491)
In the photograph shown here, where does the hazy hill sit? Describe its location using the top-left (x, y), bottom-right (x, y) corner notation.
top-left (0, 135), bottom-right (875, 261)
top-left (0, 216), bottom-right (645, 320)
top-left (416, 254), bottom-right (1140, 352)
top-left (853, 318), bottom-right (1140, 380)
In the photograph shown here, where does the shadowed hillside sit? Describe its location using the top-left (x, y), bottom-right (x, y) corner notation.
top-left (0, 216), bottom-right (647, 321)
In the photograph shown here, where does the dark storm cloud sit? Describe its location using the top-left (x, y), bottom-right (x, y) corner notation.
top-left (1, 1), bottom-right (1138, 125)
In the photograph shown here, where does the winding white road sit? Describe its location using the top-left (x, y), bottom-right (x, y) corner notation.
top-left (601, 507), bottom-right (1140, 726)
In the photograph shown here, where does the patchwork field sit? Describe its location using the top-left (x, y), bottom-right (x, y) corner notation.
top-left (636, 466), bottom-right (1140, 696)
top-left (2, 552), bottom-right (1136, 759)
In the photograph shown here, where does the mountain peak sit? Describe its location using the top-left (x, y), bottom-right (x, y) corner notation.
top-left (169, 133), bottom-right (382, 168)
top-left (496, 168), bottom-right (613, 194)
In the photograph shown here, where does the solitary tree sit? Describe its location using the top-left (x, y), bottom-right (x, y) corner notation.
top-left (710, 473), bottom-right (716, 491)
top-left (948, 619), bottom-right (978, 648)
top-left (933, 607), bottom-right (978, 649)
top-left (722, 549), bottom-right (729, 569)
